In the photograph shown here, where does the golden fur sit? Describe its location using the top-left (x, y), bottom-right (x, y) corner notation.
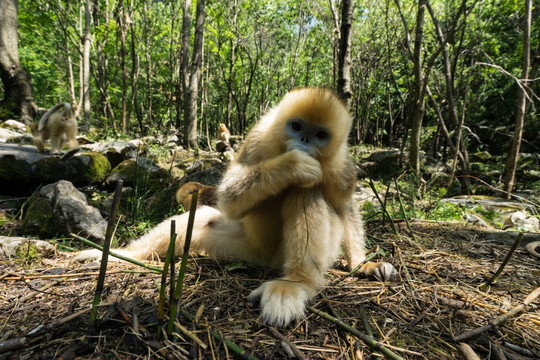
top-left (72, 88), bottom-right (397, 326)
top-left (217, 123), bottom-right (231, 142)
top-left (31, 102), bottom-right (78, 154)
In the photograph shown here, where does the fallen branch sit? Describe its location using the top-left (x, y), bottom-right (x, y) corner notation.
top-left (480, 233), bottom-right (523, 291)
top-left (268, 327), bottom-right (306, 360)
top-left (452, 286), bottom-right (540, 342)
top-left (307, 305), bottom-right (404, 360)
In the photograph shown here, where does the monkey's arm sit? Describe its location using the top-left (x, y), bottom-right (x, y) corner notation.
top-left (218, 149), bottom-right (322, 219)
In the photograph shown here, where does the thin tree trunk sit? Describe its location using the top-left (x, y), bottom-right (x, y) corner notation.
top-left (503, 0), bottom-right (532, 198)
top-left (337, 0), bottom-right (353, 109)
top-left (82, 0), bottom-right (92, 129)
top-left (408, 0), bottom-right (427, 175)
top-left (183, 0), bottom-right (205, 150)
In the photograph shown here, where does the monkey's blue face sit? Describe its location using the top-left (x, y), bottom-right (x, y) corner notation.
top-left (285, 118), bottom-right (331, 157)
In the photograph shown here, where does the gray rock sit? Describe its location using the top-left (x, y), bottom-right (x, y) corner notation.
top-left (23, 180), bottom-right (107, 241)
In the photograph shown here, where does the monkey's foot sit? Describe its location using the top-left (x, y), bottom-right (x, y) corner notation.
top-left (359, 262), bottom-right (399, 281)
top-left (248, 279), bottom-right (315, 327)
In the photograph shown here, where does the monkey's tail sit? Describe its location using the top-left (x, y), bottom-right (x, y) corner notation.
top-left (38, 102), bottom-right (72, 131)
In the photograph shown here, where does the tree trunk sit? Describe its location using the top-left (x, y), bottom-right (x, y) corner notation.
top-left (337, 0), bottom-right (353, 109)
top-left (408, 0), bottom-right (427, 175)
top-left (0, 0), bottom-right (37, 122)
top-left (182, 0), bottom-right (205, 150)
top-left (82, 0), bottom-right (92, 129)
top-left (503, 0), bottom-right (532, 198)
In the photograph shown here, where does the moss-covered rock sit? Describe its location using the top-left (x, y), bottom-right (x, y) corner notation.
top-left (36, 152), bottom-right (111, 186)
top-left (22, 197), bottom-right (55, 236)
top-left (105, 158), bottom-right (169, 191)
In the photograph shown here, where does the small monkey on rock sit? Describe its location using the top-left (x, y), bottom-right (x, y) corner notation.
top-left (31, 102), bottom-right (78, 154)
top-left (217, 123), bottom-right (231, 142)
top-left (72, 88), bottom-right (398, 327)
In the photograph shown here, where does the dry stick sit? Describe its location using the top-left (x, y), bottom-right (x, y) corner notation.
top-left (71, 234), bottom-right (163, 273)
top-left (2, 277), bottom-right (69, 311)
top-left (368, 178), bottom-right (398, 235)
top-left (457, 343), bottom-right (481, 360)
top-left (89, 180), bottom-right (123, 326)
top-left (180, 308), bottom-right (260, 360)
top-left (167, 190), bottom-right (199, 336)
top-left (360, 306), bottom-right (382, 360)
top-left (267, 327), bottom-right (306, 360)
top-left (480, 232), bottom-right (523, 291)
top-left (393, 178), bottom-right (417, 242)
top-left (0, 306), bottom-right (98, 354)
top-left (157, 221), bottom-right (177, 340)
top-left (452, 286), bottom-right (540, 342)
top-left (307, 306), bottom-right (405, 360)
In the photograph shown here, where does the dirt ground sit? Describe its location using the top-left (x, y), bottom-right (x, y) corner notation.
top-left (1, 221), bottom-right (539, 359)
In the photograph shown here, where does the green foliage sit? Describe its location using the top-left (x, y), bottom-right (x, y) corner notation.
top-left (12, 0), bottom-right (539, 161)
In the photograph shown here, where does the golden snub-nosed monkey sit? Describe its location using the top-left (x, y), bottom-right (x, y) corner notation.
top-left (217, 123), bottom-right (231, 142)
top-left (71, 88), bottom-right (398, 327)
top-left (31, 102), bottom-right (78, 154)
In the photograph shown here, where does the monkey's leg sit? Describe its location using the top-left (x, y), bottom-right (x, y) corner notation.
top-left (341, 204), bottom-right (398, 281)
top-left (341, 202), bottom-right (367, 268)
top-left (50, 131), bottom-right (63, 154)
top-left (71, 206), bottom-right (250, 263)
top-left (65, 123), bottom-right (79, 150)
top-left (33, 135), bottom-right (46, 153)
top-left (248, 189), bottom-right (342, 327)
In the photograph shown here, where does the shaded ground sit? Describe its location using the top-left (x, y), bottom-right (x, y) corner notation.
top-left (1, 221), bottom-right (539, 359)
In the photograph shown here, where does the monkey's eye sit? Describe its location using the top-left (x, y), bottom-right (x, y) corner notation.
top-left (315, 130), bottom-right (328, 140)
top-left (290, 121), bottom-right (302, 132)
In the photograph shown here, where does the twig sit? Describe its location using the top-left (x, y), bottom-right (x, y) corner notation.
top-left (70, 233), bottom-right (163, 273)
top-left (167, 190), bottom-right (199, 336)
top-left (457, 343), bottom-right (481, 360)
top-left (180, 308), bottom-right (259, 360)
top-left (368, 178), bottom-right (398, 235)
top-left (89, 180), bottom-right (123, 326)
top-left (307, 305), bottom-right (405, 360)
top-left (360, 306), bottom-right (382, 360)
top-left (452, 286), bottom-right (540, 342)
top-left (480, 233), bottom-right (523, 291)
top-left (158, 221), bottom-right (177, 340)
top-left (268, 327), bottom-right (305, 360)
top-left (405, 286), bottom-right (438, 328)
top-left (174, 320), bottom-right (207, 349)
top-left (2, 277), bottom-right (68, 311)
top-left (394, 178), bottom-right (417, 241)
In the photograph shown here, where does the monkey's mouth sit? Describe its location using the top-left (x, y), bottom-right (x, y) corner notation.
top-left (286, 141), bottom-right (319, 157)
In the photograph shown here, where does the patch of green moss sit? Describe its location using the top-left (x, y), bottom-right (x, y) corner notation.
top-left (22, 197), bottom-right (55, 237)
top-left (36, 152), bottom-right (111, 186)
top-left (0, 155), bottom-right (30, 183)
top-left (80, 152), bottom-right (112, 182)
top-left (15, 241), bottom-right (40, 262)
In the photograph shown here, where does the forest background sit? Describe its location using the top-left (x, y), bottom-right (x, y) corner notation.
top-left (0, 0), bottom-right (539, 199)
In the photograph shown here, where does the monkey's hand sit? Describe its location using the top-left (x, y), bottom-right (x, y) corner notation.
top-left (248, 279), bottom-right (315, 327)
top-left (285, 149), bottom-right (322, 188)
top-left (358, 262), bottom-right (399, 282)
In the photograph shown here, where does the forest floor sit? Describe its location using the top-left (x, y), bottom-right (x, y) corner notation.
top-left (1, 220), bottom-right (539, 359)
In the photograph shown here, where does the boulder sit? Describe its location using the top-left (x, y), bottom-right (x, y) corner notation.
top-left (0, 236), bottom-right (56, 260)
top-left (82, 140), bottom-right (139, 168)
top-left (0, 143), bottom-right (111, 195)
top-left (23, 180), bottom-right (107, 241)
